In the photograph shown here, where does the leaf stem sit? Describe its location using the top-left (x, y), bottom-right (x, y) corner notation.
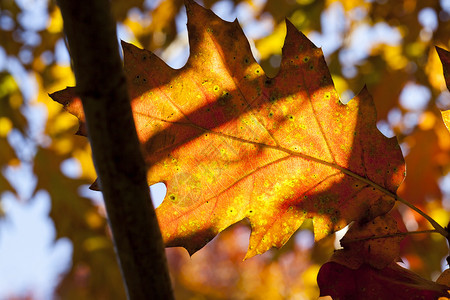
top-left (331, 165), bottom-right (449, 238)
top-left (394, 196), bottom-right (448, 237)
top-left (342, 229), bottom-right (440, 243)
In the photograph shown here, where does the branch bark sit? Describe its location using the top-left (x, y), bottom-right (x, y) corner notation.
top-left (56, 0), bottom-right (174, 299)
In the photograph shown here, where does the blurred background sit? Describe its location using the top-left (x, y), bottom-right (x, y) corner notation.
top-left (0, 0), bottom-right (449, 299)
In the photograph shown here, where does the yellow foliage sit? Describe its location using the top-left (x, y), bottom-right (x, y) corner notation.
top-left (326, 0), bottom-right (368, 11)
top-left (436, 116), bottom-right (450, 150)
top-left (38, 65), bottom-right (75, 120)
top-left (83, 236), bottom-right (111, 252)
top-left (381, 45), bottom-right (409, 70)
top-left (255, 23), bottom-right (286, 60)
top-left (301, 264), bottom-right (321, 299)
top-left (441, 110), bottom-right (450, 133)
top-left (0, 74), bottom-right (18, 98)
top-left (428, 207), bottom-right (450, 231)
top-left (85, 211), bottom-right (104, 229)
top-left (426, 47), bottom-right (447, 91)
top-left (47, 7), bottom-right (64, 34)
top-left (297, 0), bottom-right (315, 5)
top-left (331, 75), bottom-right (349, 100)
top-left (49, 113), bottom-right (78, 136)
top-left (418, 111), bottom-right (436, 131)
top-left (0, 117), bottom-right (12, 137)
top-left (406, 42), bottom-right (427, 58)
top-left (52, 137), bottom-right (73, 155)
top-left (73, 146), bottom-right (97, 180)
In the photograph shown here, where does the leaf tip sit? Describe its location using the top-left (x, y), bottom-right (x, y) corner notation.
top-left (89, 179), bottom-right (100, 191)
top-left (435, 45), bottom-right (448, 57)
top-left (284, 18), bottom-right (296, 32)
top-left (359, 84), bottom-right (370, 96)
top-left (121, 40), bottom-right (137, 54)
top-left (49, 86), bottom-right (77, 106)
top-left (185, 0), bottom-right (202, 17)
top-left (283, 18), bottom-right (319, 55)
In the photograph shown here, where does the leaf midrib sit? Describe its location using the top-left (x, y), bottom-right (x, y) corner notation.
top-left (147, 115), bottom-right (398, 203)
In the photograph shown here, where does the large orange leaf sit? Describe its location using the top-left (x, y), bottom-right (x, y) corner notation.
top-left (50, 0), bottom-right (405, 258)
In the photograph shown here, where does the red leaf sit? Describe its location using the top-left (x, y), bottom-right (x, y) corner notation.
top-left (318, 261), bottom-right (450, 299)
top-left (332, 214), bottom-right (404, 270)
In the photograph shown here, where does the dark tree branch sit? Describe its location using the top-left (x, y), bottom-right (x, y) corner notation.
top-left (56, 0), bottom-right (174, 298)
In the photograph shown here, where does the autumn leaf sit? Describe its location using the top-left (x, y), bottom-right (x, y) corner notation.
top-left (331, 214), bottom-right (404, 270)
top-left (317, 261), bottom-right (450, 299)
top-left (437, 269), bottom-right (450, 287)
top-left (436, 46), bottom-right (450, 132)
top-left (50, 0), bottom-right (405, 258)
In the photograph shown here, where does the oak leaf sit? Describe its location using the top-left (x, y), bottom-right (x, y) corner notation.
top-left (331, 214), bottom-right (404, 270)
top-left (50, 0), bottom-right (405, 258)
top-left (436, 269), bottom-right (450, 287)
top-left (317, 261), bottom-right (450, 300)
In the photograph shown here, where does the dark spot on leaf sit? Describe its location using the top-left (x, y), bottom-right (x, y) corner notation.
top-left (244, 58), bottom-right (249, 64)
top-left (309, 65), bottom-right (314, 70)
top-left (303, 57), bottom-right (310, 63)
top-left (218, 98), bottom-right (227, 106)
top-left (265, 79), bottom-right (274, 87)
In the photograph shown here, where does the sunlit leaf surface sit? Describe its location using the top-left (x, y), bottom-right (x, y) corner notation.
top-left (51, 0), bottom-right (405, 258)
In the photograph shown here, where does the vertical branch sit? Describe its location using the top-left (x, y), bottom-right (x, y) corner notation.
top-left (56, 0), bottom-right (174, 299)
